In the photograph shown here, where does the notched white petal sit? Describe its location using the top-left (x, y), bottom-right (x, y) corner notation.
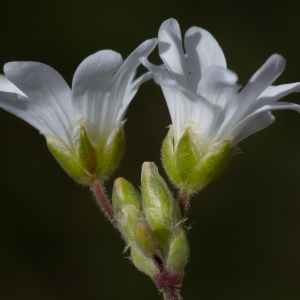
top-left (158, 18), bottom-right (188, 86)
top-left (184, 26), bottom-right (226, 90)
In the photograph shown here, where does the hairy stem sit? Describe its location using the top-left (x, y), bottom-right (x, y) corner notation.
top-left (91, 179), bottom-right (117, 225)
top-left (163, 287), bottom-right (182, 300)
top-left (178, 189), bottom-right (190, 217)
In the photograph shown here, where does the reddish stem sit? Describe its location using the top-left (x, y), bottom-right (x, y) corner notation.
top-left (163, 287), bottom-right (182, 300)
top-left (178, 190), bottom-right (190, 217)
top-left (155, 270), bottom-right (182, 300)
top-left (91, 179), bottom-right (117, 225)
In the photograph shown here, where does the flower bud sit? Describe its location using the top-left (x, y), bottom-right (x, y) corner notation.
top-left (141, 162), bottom-right (182, 249)
top-left (131, 246), bottom-right (160, 279)
top-left (162, 125), bottom-right (232, 194)
top-left (112, 178), bottom-right (143, 243)
top-left (134, 219), bottom-right (157, 257)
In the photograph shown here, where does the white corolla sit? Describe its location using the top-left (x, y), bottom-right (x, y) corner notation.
top-left (0, 38), bottom-right (157, 183)
top-left (142, 18), bottom-right (300, 193)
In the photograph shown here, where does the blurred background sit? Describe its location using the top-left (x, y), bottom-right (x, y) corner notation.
top-left (1, 0), bottom-right (300, 299)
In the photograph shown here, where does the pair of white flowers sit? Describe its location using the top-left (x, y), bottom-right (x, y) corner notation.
top-left (1, 18), bottom-right (300, 184)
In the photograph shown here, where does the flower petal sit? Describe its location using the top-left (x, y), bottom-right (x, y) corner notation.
top-left (117, 71), bottom-right (153, 122)
top-left (72, 50), bottom-right (123, 141)
top-left (222, 54), bottom-right (286, 140)
top-left (184, 26), bottom-right (226, 92)
top-left (4, 62), bottom-right (73, 144)
top-left (231, 111), bottom-right (275, 146)
top-left (250, 82), bottom-right (300, 112)
top-left (0, 91), bottom-right (45, 131)
top-left (197, 66), bottom-right (239, 107)
top-left (158, 18), bottom-right (188, 86)
top-left (153, 72), bottom-right (215, 143)
top-left (239, 54), bottom-right (286, 107)
top-left (196, 66), bottom-right (241, 143)
top-left (230, 102), bottom-right (300, 146)
top-left (110, 38), bottom-right (158, 125)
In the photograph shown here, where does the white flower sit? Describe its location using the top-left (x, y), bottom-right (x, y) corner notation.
top-left (0, 38), bottom-right (157, 147)
top-left (142, 19), bottom-right (300, 151)
top-left (0, 38), bottom-right (157, 182)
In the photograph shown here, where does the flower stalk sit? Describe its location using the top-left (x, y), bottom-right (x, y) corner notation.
top-left (178, 189), bottom-right (190, 217)
top-left (91, 179), bottom-right (117, 225)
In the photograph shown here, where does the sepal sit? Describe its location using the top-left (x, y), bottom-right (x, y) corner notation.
top-left (134, 219), bottom-right (157, 257)
top-left (46, 135), bottom-right (90, 184)
top-left (131, 246), bottom-right (160, 279)
top-left (175, 125), bottom-right (198, 184)
top-left (78, 123), bottom-right (97, 175)
top-left (161, 126), bottom-right (181, 187)
top-left (186, 141), bottom-right (231, 193)
top-left (97, 124), bottom-right (125, 179)
top-left (166, 227), bottom-right (189, 276)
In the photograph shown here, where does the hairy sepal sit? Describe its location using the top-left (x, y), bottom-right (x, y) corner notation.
top-left (46, 135), bottom-right (90, 184)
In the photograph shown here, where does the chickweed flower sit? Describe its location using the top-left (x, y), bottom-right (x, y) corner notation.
top-left (142, 18), bottom-right (300, 196)
top-left (0, 38), bottom-right (157, 185)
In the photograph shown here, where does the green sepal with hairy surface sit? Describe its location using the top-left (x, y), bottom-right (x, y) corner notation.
top-left (141, 162), bottom-right (182, 249)
top-left (46, 135), bottom-right (89, 184)
top-left (186, 141), bottom-right (232, 193)
top-left (78, 123), bottom-right (97, 175)
top-left (112, 178), bottom-right (143, 243)
top-left (166, 227), bottom-right (190, 275)
top-left (175, 125), bottom-right (198, 186)
top-left (131, 246), bottom-right (160, 279)
top-left (161, 126), bottom-right (181, 187)
top-left (97, 124), bottom-right (125, 179)
top-left (134, 219), bottom-right (157, 257)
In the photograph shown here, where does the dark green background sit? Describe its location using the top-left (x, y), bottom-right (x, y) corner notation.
top-left (1, 0), bottom-right (300, 299)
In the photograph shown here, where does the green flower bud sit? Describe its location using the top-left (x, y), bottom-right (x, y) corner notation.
top-left (112, 178), bottom-right (143, 243)
top-left (134, 219), bottom-right (157, 257)
top-left (141, 162), bottom-right (182, 249)
top-left (161, 125), bottom-right (233, 194)
top-left (131, 246), bottom-right (160, 279)
top-left (166, 227), bottom-right (189, 276)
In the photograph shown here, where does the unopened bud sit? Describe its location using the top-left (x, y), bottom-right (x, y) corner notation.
top-left (134, 219), bottom-right (157, 257)
top-left (141, 162), bottom-right (182, 249)
top-left (112, 178), bottom-right (143, 243)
